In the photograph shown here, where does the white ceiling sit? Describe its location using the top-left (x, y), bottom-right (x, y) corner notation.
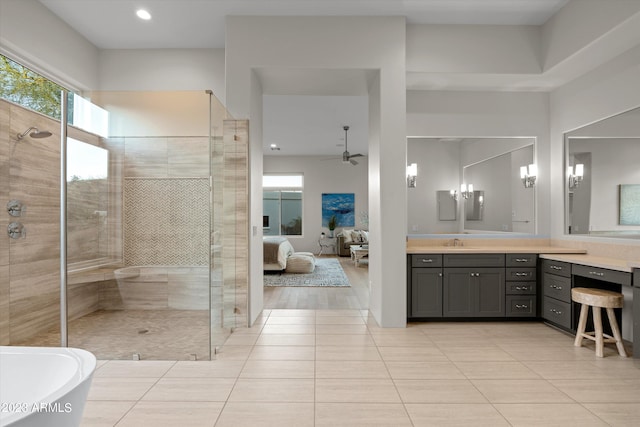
top-left (263, 95), bottom-right (369, 157)
top-left (36, 0), bottom-right (569, 157)
top-left (39, 0), bottom-right (569, 49)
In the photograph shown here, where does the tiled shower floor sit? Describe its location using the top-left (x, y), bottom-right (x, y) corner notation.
top-left (16, 309), bottom-right (213, 360)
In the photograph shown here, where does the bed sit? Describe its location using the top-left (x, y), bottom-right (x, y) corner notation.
top-left (263, 236), bottom-right (295, 271)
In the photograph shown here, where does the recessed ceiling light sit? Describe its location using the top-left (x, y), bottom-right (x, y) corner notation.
top-left (136, 9), bottom-right (152, 20)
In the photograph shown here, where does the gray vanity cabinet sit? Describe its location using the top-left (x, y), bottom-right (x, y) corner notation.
top-left (408, 255), bottom-right (443, 317)
top-left (505, 254), bottom-right (538, 317)
top-left (541, 259), bottom-right (572, 329)
top-left (443, 255), bottom-right (506, 317)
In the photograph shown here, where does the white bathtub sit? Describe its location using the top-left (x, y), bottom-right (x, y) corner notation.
top-left (0, 346), bottom-right (96, 427)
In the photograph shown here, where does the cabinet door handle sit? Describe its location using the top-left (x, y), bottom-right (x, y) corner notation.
top-left (549, 284), bottom-right (563, 290)
top-left (515, 272), bottom-right (528, 277)
top-left (515, 304), bottom-right (528, 309)
top-left (589, 271), bottom-right (605, 277)
top-left (550, 308), bottom-right (563, 315)
top-left (550, 265), bottom-right (563, 270)
top-left (421, 259), bottom-right (433, 263)
top-left (515, 258), bottom-right (529, 262)
top-left (438, 273), bottom-right (442, 277)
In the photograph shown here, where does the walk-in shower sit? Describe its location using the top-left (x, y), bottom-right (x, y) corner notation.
top-left (16, 126), bottom-right (52, 140)
top-left (1, 88), bottom-right (248, 360)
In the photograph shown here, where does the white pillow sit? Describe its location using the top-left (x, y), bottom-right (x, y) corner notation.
top-left (360, 230), bottom-right (369, 243)
top-left (341, 229), bottom-right (354, 243)
top-left (351, 230), bottom-right (364, 243)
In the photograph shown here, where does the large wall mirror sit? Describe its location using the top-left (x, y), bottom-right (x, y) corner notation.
top-left (407, 137), bottom-right (536, 235)
top-left (564, 106), bottom-right (640, 238)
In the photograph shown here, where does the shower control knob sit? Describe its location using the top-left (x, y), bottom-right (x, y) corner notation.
top-left (7, 222), bottom-right (26, 239)
top-left (6, 200), bottom-right (26, 217)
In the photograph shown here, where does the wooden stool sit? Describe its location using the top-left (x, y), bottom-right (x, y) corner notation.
top-left (571, 287), bottom-right (627, 357)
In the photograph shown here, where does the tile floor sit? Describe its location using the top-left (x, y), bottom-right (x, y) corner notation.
top-left (82, 309), bottom-right (640, 426)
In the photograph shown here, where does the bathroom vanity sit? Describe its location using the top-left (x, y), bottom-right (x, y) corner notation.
top-left (408, 251), bottom-right (541, 320)
top-left (407, 243), bottom-right (640, 359)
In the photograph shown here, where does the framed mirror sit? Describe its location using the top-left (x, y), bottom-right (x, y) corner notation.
top-left (564, 106), bottom-right (640, 238)
top-left (407, 137), bottom-right (536, 235)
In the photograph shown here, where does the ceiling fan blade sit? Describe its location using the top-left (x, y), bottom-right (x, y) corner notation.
top-left (350, 158), bottom-right (358, 165)
top-left (349, 153), bottom-right (364, 158)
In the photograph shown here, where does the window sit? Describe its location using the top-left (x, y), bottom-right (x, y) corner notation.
top-left (1, 54), bottom-right (109, 136)
top-left (1, 54), bottom-right (65, 119)
top-left (263, 174), bottom-right (303, 236)
top-left (67, 138), bottom-right (110, 265)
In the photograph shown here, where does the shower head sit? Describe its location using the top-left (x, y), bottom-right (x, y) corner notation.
top-left (17, 127), bottom-right (52, 140)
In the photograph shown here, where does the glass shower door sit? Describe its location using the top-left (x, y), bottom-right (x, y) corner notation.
top-left (66, 91), bottom-right (215, 360)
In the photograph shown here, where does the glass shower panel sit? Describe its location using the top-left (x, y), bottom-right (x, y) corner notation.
top-left (66, 91), bottom-right (218, 360)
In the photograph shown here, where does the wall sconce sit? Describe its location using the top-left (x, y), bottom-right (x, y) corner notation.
top-left (460, 183), bottom-right (473, 199)
top-left (520, 163), bottom-right (537, 188)
top-left (407, 163), bottom-right (417, 188)
top-left (568, 163), bottom-right (584, 189)
top-left (449, 189), bottom-right (458, 200)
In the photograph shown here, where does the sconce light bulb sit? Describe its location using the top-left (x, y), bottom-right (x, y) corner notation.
top-left (528, 164), bottom-right (538, 177)
top-left (460, 183), bottom-right (467, 193)
top-left (468, 184), bottom-right (473, 193)
top-left (575, 164), bottom-right (584, 177)
top-left (520, 166), bottom-right (527, 179)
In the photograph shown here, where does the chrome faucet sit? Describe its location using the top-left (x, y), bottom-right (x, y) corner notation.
top-left (453, 238), bottom-right (462, 247)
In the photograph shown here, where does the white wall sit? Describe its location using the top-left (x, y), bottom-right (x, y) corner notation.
top-left (225, 16), bottom-right (407, 327)
top-left (264, 156), bottom-right (369, 253)
top-left (98, 49), bottom-right (226, 105)
top-left (91, 91), bottom-right (211, 137)
top-left (407, 24), bottom-right (541, 74)
top-left (0, 0), bottom-right (99, 91)
top-left (541, 0), bottom-right (640, 71)
top-left (407, 91), bottom-right (550, 236)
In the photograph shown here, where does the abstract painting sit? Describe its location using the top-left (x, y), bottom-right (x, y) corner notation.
top-left (619, 184), bottom-right (640, 225)
top-left (322, 193), bottom-right (355, 227)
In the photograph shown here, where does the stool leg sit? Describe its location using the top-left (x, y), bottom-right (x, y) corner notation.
top-left (593, 306), bottom-right (604, 357)
top-left (606, 308), bottom-right (627, 357)
top-left (574, 303), bottom-right (589, 348)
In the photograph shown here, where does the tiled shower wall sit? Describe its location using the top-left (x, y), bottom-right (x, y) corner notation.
top-left (123, 178), bottom-right (210, 266)
top-left (1, 100), bottom-right (61, 344)
top-left (118, 136), bottom-right (210, 267)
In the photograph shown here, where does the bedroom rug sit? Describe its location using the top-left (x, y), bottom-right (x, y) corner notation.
top-left (264, 258), bottom-right (351, 287)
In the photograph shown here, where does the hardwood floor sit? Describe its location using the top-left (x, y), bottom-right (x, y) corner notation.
top-left (263, 255), bottom-right (369, 310)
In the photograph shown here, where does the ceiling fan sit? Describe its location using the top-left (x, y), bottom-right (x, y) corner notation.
top-left (340, 125), bottom-right (363, 165)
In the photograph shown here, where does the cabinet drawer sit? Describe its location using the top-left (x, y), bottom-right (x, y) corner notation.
top-left (506, 282), bottom-right (536, 295)
top-left (543, 273), bottom-right (571, 302)
top-left (541, 259), bottom-right (571, 277)
top-left (543, 297), bottom-right (571, 329)
top-left (506, 254), bottom-right (537, 267)
top-left (572, 264), bottom-right (631, 286)
top-left (411, 254), bottom-right (443, 268)
top-left (506, 296), bottom-right (536, 317)
top-left (443, 254), bottom-right (505, 268)
top-left (506, 267), bottom-right (536, 281)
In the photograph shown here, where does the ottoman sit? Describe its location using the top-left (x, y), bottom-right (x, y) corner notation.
top-left (286, 253), bottom-right (316, 273)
